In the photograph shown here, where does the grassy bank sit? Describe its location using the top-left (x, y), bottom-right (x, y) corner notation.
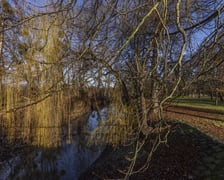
top-left (168, 97), bottom-right (224, 112)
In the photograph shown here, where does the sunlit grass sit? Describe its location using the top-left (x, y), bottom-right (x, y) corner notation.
top-left (168, 96), bottom-right (224, 112)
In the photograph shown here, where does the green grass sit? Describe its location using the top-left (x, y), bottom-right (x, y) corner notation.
top-left (168, 96), bottom-right (224, 112)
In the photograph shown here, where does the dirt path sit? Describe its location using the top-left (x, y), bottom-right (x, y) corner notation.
top-left (164, 104), bottom-right (224, 143)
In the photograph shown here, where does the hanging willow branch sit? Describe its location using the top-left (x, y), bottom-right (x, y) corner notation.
top-left (0, 94), bottom-right (51, 115)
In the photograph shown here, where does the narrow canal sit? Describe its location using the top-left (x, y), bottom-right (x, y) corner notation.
top-left (0, 108), bottom-right (107, 180)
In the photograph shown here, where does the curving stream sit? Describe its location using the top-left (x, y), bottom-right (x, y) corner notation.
top-left (0, 108), bottom-right (107, 180)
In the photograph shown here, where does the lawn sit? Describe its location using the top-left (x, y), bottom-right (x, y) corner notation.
top-left (168, 96), bottom-right (224, 112)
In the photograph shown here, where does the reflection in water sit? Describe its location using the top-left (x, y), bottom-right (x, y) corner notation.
top-left (0, 108), bottom-right (107, 180)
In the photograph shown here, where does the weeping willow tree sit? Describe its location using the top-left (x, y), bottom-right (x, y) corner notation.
top-left (4, 73), bottom-right (22, 141)
top-left (0, 0), bottom-right (14, 139)
top-left (1, 2), bottom-right (23, 141)
top-left (22, 16), bottom-right (66, 147)
top-left (1, 11), bottom-right (69, 147)
top-left (1, 0), bottom-right (91, 148)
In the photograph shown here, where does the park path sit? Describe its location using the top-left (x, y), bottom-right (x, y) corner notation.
top-left (164, 104), bottom-right (224, 143)
top-left (164, 105), bottom-right (224, 179)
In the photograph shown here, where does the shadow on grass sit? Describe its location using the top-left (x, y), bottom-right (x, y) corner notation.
top-left (80, 121), bottom-right (224, 179)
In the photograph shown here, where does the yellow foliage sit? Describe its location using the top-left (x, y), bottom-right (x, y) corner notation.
top-left (1, 15), bottom-right (67, 148)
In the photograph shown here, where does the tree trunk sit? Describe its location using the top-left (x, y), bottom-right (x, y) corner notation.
top-left (148, 27), bottom-right (160, 122)
top-left (121, 79), bottom-right (130, 105)
top-left (210, 91), bottom-right (213, 100)
top-left (215, 91), bottom-right (218, 105)
top-left (219, 94), bottom-right (223, 102)
top-left (139, 79), bottom-right (152, 135)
